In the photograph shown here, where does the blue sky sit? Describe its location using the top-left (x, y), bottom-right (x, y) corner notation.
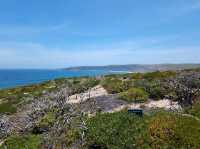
top-left (0, 0), bottom-right (200, 68)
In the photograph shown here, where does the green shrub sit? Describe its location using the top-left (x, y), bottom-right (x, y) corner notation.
top-left (131, 71), bottom-right (176, 80)
top-left (134, 80), bottom-right (168, 100)
top-left (101, 78), bottom-right (124, 94)
top-left (0, 134), bottom-right (42, 149)
top-left (82, 78), bottom-right (100, 89)
top-left (148, 86), bottom-right (166, 99)
top-left (149, 112), bottom-right (200, 148)
top-left (85, 112), bottom-right (150, 148)
top-left (186, 102), bottom-right (200, 119)
top-left (143, 71), bottom-right (176, 80)
top-left (0, 102), bottom-right (17, 114)
top-left (132, 73), bottom-right (143, 79)
top-left (85, 111), bottom-right (200, 149)
top-left (38, 111), bottom-right (56, 128)
top-left (119, 88), bottom-right (149, 103)
top-left (64, 128), bottom-right (81, 147)
top-left (71, 78), bottom-right (100, 94)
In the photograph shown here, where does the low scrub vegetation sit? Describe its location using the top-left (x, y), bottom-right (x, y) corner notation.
top-left (85, 110), bottom-right (200, 149)
top-left (85, 111), bottom-right (150, 148)
top-left (101, 78), bottom-right (125, 94)
top-left (0, 102), bottom-right (17, 114)
top-left (2, 109), bottom-right (200, 149)
top-left (36, 110), bottom-right (57, 132)
top-left (119, 88), bottom-right (149, 103)
top-left (0, 69), bottom-right (200, 149)
top-left (149, 112), bottom-right (200, 148)
top-left (103, 69), bottom-right (200, 105)
top-left (0, 77), bottom-right (100, 114)
top-left (186, 102), bottom-right (200, 119)
top-left (0, 134), bottom-right (42, 149)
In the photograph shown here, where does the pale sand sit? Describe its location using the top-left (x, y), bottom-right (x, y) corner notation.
top-left (67, 85), bottom-right (181, 111)
top-left (145, 99), bottom-right (181, 110)
top-left (68, 85), bottom-right (108, 104)
top-left (108, 99), bottom-right (181, 113)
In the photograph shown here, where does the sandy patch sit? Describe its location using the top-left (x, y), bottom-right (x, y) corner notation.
top-left (68, 85), bottom-right (108, 104)
top-left (145, 99), bottom-right (181, 110)
top-left (108, 99), bottom-right (181, 113)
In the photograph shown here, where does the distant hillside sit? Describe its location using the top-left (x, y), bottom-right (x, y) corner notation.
top-left (65, 64), bottom-right (200, 72)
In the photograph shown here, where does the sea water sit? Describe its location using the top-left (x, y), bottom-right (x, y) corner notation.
top-left (0, 69), bottom-right (113, 89)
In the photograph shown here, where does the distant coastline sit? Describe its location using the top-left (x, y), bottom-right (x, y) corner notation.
top-left (1, 64), bottom-right (200, 89)
top-left (65, 64), bottom-right (200, 72)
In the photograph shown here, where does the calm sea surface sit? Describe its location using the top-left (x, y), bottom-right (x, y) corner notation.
top-left (0, 69), bottom-right (116, 89)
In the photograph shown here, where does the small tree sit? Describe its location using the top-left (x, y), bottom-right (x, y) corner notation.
top-left (169, 73), bottom-right (200, 107)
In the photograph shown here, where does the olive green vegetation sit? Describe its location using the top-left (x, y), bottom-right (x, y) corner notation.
top-left (0, 102), bottom-right (17, 113)
top-left (70, 78), bottom-right (100, 94)
top-left (37, 110), bottom-right (56, 129)
top-left (2, 109), bottom-right (200, 149)
top-left (1, 69), bottom-right (200, 148)
top-left (101, 78), bottom-right (125, 94)
top-left (85, 111), bottom-right (150, 149)
top-left (134, 79), bottom-right (170, 100)
top-left (0, 77), bottom-right (99, 114)
top-left (139, 71), bottom-right (177, 80)
top-left (101, 71), bottom-right (177, 100)
top-left (186, 102), bottom-right (200, 119)
top-left (119, 88), bottom-right (149, 103)
top-left (0, 80), bottom-right (60, 114)
top-left (149, 112), bottom-right (200, 148)
top-left (0, 70), bottom-right (190, 114)
top-left (64, 128), bottom-right (81, 147)
top-left (184, 68), bottom-right (200, 72)
top-left (85, 110), bottom-right (200, 149)
top-left (0, 134), bottom-right (42, 149)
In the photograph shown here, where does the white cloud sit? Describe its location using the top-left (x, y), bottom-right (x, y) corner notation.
top-left (0, 40), bottom-right (200, 69)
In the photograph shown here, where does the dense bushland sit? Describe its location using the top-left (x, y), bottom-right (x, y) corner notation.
top-left (0, 69), bottom-right (200, 148)
top-left (102, 69), bottom-right (200, 105)
top-left (85, 110), bottom-right (200, 149)
top-left (0, 77), bottom-right (99, 114)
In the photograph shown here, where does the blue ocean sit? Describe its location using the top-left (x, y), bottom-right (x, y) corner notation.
top-left (0, 69), bottom-right (115, 89)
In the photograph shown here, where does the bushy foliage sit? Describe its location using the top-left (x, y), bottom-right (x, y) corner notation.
top-left (119, 88), bottom-right (149, 103)
top-left (37, 111), bottom-right (56, 130)
top-left (85, 110), bottom-right (200, 149)
top-left (0, 77), bottom-right (100, 114)
top-left (186, 102), bottom-right (200, 119)
top-left (64, 128), bottom-right (81, 147)
top-left (0, 134), bottom-right (42, 149)
top-left (142, 71), bottom-right (177, 80)
top-left (85, 112), bottom-right (150, 149)
top-left (132, 71), bottom-right (176, 80)
top-left (149, 112), bottom-right (200, 148)
top-left (0, 102), bottom-right (17, 114)
top-left (134, 80), bottom-right (168, 100)
top-left (0, 79), bottom-right (66, 114)
top-left (71, 78), bottom-right (100, 94)
top-left (168, 73), bottom-right (200, 106)
top-left (101, 77), bottom-right (124, 94)
top-left (147, 82), bottom-right (168, 99)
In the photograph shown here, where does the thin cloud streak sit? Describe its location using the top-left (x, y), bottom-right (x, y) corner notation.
top-left (0, 41), bottom-right (199, 69)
